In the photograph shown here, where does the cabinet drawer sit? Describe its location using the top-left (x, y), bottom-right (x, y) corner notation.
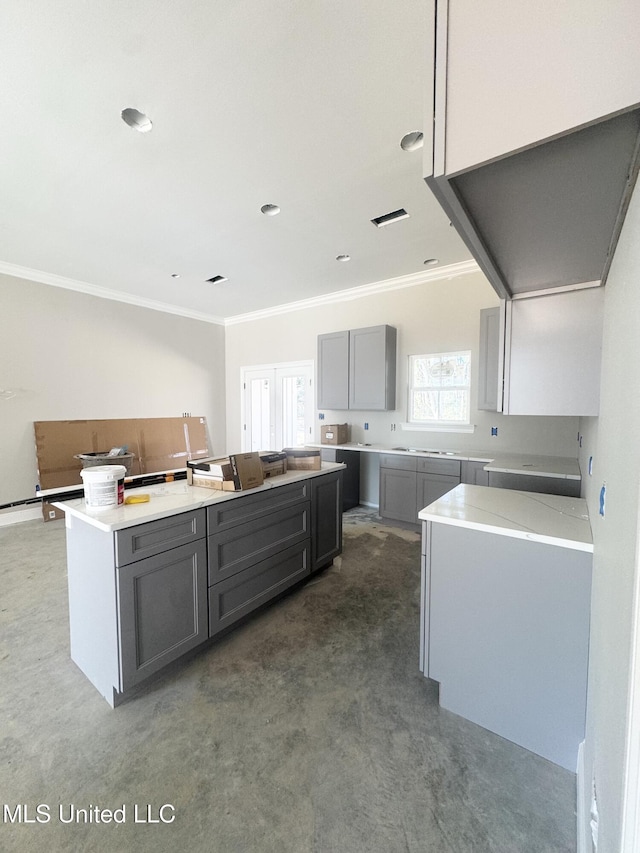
top-left (379, 454), bottom-right (417, 471)
top-left (416, 458), bottom-right (461, 477)
top-left (209, 541), bottom-right (310, 636)
top-left (208, 502), bottom-right (310, 583)
top-left (207, 481), bottom-right (309, 533)
top-left (115, 509), bottom-right (205, 567)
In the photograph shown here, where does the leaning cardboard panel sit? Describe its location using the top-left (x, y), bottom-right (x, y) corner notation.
top-left (34, 417), bottom-right (210, 521)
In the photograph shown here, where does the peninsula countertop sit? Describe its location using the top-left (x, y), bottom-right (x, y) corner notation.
top-left (52, 462), bottom-right (345, 533)
top-left (309, 443), bottom-right (581, 480)
top-left (417, 483), bottom-right (592, 552)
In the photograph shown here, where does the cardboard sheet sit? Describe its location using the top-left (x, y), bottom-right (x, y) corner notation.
top-left (34, 417), bottom-right (210, 521)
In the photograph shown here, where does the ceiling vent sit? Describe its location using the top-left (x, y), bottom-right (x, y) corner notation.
top-left (206, 275), bottom-right (228, 284)
top-left (371, 208), bottom-right (410, 228)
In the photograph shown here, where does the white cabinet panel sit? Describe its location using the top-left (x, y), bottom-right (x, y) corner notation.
top-left (505, 287), bottom-right (604, 416)
top-left (443, 0), bottom-right (640, 175)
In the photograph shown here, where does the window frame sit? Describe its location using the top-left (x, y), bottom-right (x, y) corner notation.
top-left (407, 350), bottom-right (472, 427)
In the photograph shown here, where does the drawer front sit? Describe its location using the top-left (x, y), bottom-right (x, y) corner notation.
top-left (207, 480), bottom-right (309, 533)
top-left (379, 454), bottom-right (417, 471)
top-left (209, 541), bottom-right (310, 636)
top-left (208, 502), bottom-right (310, 583)
top-left (416, 458), bottom-right (461, 477)
top-left (115, 509), bottom-right (206, 567)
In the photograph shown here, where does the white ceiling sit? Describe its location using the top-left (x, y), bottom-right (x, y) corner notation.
top-left (0, 0), bottom-right (472, 324)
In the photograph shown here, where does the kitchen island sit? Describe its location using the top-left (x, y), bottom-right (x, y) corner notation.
top-left (53, 463), bottom-right (344, 707)
top-left (418, 484), bottom-right (593, 771)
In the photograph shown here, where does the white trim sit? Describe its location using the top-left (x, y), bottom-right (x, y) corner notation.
top-left (576, 741), bottom-right (588, 853)
top-left (620, 494), bottom-right (640, 852)
top-left (225, 261), bottom-right (481, 325)
top-left (400, 423), bottom-right (475, 434)
top-left (1, 258), bottom-right (481, 326)
top-left (0, 261), bottom-right (226, 325)
top-left (0, 506), bottom-right (42, 526)
top-left (511, 281), bottom-right (602, 300)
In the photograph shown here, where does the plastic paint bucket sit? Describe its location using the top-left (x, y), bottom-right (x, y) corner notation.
top-left (80, 465), bottom-right (127, 511)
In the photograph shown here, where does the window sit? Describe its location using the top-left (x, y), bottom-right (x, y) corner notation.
top-left (408, 351), bottom-right (471, 425)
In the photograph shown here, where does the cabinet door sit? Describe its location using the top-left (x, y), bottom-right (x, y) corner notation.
top-left (320, 449), bottom-right (360, 511)
top-left (417, 472), bottom-right (460, 511)
top-left (311, 470), bottom-right (343, 571)
top-left (117, 540), bottom-right (208, 691)
top-left (349, 325), bottom-right (397, 411)
top-left (317, 330), bottom-right (349, 409)
top-left (478, 306), bottom-right (501, 411)
top-left (115, 509), bottom-right (205, 567)
top-left (379, 468), bottom-right (417, 523)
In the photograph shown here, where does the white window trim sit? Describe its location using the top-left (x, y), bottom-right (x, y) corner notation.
top-left (407, 350), bottom-right (472, 428)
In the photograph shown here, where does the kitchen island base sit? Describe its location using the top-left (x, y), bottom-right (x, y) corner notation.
top-left (59, 466), bottom-right (343, 707)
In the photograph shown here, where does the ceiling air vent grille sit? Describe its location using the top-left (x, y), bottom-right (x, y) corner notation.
top-left (206, 275), bottom-right (228, 284)
top-left (371, 208), bottom-right (410, 228)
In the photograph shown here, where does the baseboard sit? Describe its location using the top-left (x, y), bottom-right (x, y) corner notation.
top-left (577, 740), bottom-right (588, 853)
top-left (0, 506), bottom-right (42, 527)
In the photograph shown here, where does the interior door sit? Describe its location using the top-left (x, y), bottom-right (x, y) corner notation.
top-left (241, 362), bottom-right (314, 452)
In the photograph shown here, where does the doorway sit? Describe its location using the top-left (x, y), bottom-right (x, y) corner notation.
top-left (241, 361), bottom-right (314, 452)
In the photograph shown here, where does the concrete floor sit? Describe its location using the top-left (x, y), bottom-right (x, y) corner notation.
top-left (0, 510), bottom-right (577, 853)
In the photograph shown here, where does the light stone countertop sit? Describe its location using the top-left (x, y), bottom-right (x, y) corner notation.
top-left (52, 462), bottom-right (345, 533)
top-left (417, 483), bottom-right (592, 552)
top-left (309, 443), bottom-right (581, 479)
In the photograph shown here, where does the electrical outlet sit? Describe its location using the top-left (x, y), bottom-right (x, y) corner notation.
top-left (588, 456), bottom-right (593, 476)
top-left (491, 426), bottom-right (498, 437)
top-left (318, 413), bottom-right (325, 420)
top-left (364, 422), bottom-right (368, 430)
top-left (599, 484), bottom-right (606, 517)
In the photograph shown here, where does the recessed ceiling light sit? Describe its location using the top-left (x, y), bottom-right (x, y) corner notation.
top-left (206, 275), bottom-right (228, 284)
top-left (260, 203), bottom-right (281, 216)
top-left (424, 258), bottom-right (439, 266)
top-left (336, 254), bottom-right (351, 262)
top-left (121, 108), bottom-right (153, 133)
top-left (400, 131), bottom-right (424, 152)
top-left (171, 273), bottom-right (181, 278)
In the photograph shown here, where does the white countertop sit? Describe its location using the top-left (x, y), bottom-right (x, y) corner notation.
top-left (311, 443), bottom-right (581, 480)
top-left (418, 483), bottom-right (593, 552)
top-left (52, 462), bottom-right (345, 533)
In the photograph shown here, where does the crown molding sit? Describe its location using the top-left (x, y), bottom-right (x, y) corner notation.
top-left (224, 259), bottom-right (481, 325)
top-left (0, 261), bottom-right (227, 325)
top-left (0, 258), bottom-right (480, 327)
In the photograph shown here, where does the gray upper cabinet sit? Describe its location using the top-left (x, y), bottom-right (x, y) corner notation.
top-left (317, 325), bottom-right (397, 411)
top-left (317, 330), bottom-right (350, 410)
top-left (477, 306), bottom-right (501, 411)
top-left (425, 0), bottom-right (640, 300)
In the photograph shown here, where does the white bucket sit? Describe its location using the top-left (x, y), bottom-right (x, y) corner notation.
top-left (80, 465), bottom-right (127, 511)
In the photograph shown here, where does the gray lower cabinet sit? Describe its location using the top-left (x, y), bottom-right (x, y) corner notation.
top-left (310, 469), bottom-right (343, 569)
top-left (117, 539), bottom-right (208, 691)
top-left (65, 470), bottom-right (343, 706)
top-left (461, 460), bottom-right (490, 487)
top-left (380, 455), bottom-right (461, 528)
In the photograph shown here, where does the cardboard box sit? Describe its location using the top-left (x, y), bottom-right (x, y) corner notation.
top-left (284, 448), bottom-right (322, 470)
top-left (321, 423), bottom-right (349, 445)
top-left (259, 451), bottom-right (287, 478)
top-left (188, 456), bottom-right (234, 479)
top-left (187, 452), bottom-right (264, 491)
top-left (229, 453), bottom-right (264, 490)
top-left (34, 417), bottom-right (210, 521)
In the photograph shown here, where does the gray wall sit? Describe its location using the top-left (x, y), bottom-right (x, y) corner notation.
top-left (0, 274), bottom-right (227, 509)
top-left (578, 181), bottom-right (640, 852)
